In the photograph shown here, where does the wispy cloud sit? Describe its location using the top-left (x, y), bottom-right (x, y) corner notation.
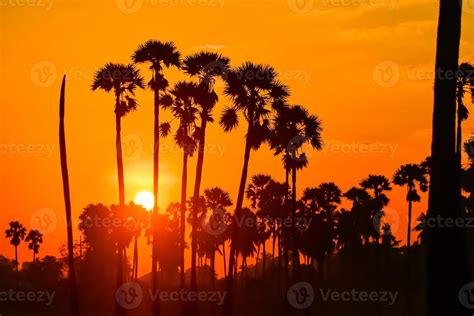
top-left (192, 44), bottom-right (225, 50)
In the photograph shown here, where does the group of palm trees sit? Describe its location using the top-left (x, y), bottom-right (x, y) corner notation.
top-left (4, 221), bottom-right (43, 271)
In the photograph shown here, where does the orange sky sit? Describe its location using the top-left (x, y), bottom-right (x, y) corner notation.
top-left (1, 0), bottom-right (473, 277)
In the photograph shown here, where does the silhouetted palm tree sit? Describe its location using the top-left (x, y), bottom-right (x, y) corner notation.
top-left (25, 229), bottom-right (43, 262)
top-left (456, 63), bottom-right (474, 166)
top-left (59, 75), bottom-right (80, 316)
top-left (5, 221), bottom-right (26, 272)
top-left (163, 81), bottom-right (200, 288)
top-left (92, 63), bottom-right (144, 316)
top-left (220, 62), bottom-right (288, 315)
top-left (132, 42), bottom-right (180, 315)
top-left (428, 1), bottom-right (467, 314)
top-left (393, 163), bottom-right (428, 251)
top-left (271, 105), bottom-right (322, 272)
top-left (183, 51), bottom-right (230, 292)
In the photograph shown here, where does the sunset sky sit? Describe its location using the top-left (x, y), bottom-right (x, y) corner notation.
top-left (1, 0), bottom-right (473, 277)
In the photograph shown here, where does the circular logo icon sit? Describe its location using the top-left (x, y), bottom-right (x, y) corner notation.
top-left (121, 134), bottom-right (143, 162)
top-left (30, 61), bottom-right (57, 88)
top-left (459, 282), bottom-right (474, 309)
top-left (202, 208), bottom-right (228, 236)
top-left (30, 208), bottom-right (57, 235)
top-left (287, 0), bottom-right (314, 15)
top-left (287, 135), bottom-right (314, 162)
top-left (116, 0), bottom-right (143, 14)
top-left (287, 281), bottom-right (314, 309)
top-left (373, 61), bottom-right (400, 88)
top-left (203, 60), bottom-right (229, 85)
top-left (116, 282), bottom-right (143, 309)
top-left (461, 0), bottom-right (474, 14)
top-left (373, 208), bottom-right (400, 235)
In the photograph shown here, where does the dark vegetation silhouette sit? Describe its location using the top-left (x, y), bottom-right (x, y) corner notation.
top-left (3, 12), bottom-right (474, 313)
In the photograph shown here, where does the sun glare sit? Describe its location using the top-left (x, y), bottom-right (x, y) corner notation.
top-left (134, 191), bottom-right (154, 211)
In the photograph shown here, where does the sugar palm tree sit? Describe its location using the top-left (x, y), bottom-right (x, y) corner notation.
top-left (92, 63), bottom-right (144, 316)
top-left (360, 175), bottom-right (392, 244)
top-left (270, 105), bottom-right (322, 273)
top-left (132, 42), bottom-right (180, 315)
top-left (162, 81), bottom-right (200, 288)
top-left (25, 229), bottom-right (43, 262)
top-left (456, 63), bottom-right (474, 166)
top-left (59, 75), bottom-right (80, 316)
top-left (5, 221), bottom-right (26, 272)
top-left (393, 163), bottom-right (429, 252)
top-left (220, 62), bottom-right (288, 316)
top-left (183, 51), bottom-right (230, 292)
top-left (428, 2), bottom-right (467, 315)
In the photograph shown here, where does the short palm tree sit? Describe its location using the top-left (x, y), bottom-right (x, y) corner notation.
top-left (183, 51), bottom-right (230, 292)
top-left (162, 81), bottom-right (200, 288)
top-left (25, 229), bottom-right (43, 262)
top-left (132, 41), bottom-right (180, 314)
top-left (220, 62), bottom-right (288, 315)
top-left (5, 221), bottom-right (26, 272)
top-left (393, 163), bottom-right (429, 252)
top-left (456, 63), bottom-right (474, 166)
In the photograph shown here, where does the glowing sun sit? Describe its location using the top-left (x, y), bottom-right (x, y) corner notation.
top-left (134, 191), bottom-right (154, 211)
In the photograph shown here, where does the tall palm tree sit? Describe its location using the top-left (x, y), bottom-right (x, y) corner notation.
top-left (162, 81), bottom-right (200, 288)
top-left (183, 51), bottom-right (230, 293)
top-left (25, 229), bottom-right (43, 262)
top-left (92, 63), bottom-right (144, 316)
top-left (270, 105), bottom-right (322, 273)
top-left (59, 75), bottom-right (80, 316)
top-left (132, 42), bottom-right (180, 316)
top-left (392, 163), bottom-right (429, 252)
top-left (428, 1), bottom-right (468, 315)
top-left (220, 62), bottom-right (288, 316)
top-left (5, 221), bottom-right (26, 272)
top-left (456, 63), bottom-right (474, 166)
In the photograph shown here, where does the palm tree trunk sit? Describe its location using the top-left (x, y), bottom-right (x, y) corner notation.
top-left (152, 83), bottom-right (161, 316)
top-left (428, 1), bottom-right (468, 315)
top-left (133, 236), bottom-right (138, 280)
top-left (407, 198), bottom-right (413, 253)
top-left (59, 76), bottom-right (80, 316)
top-left (291, 165), bottom-right (300, 276)
top-left (15, 246), bottom-right (18, 273)
top-left (210, 251), bottom-right (215, 289)
top-left (224, 119), bottom-right (253, 316)
top-left (180, 151), bottom-right (189, 289)
top-left (255, 243), bottom-right (260, 278)
top-left (191, 119), bottom-right (207, 292)
top-left (284, 168), bottom-right (290, 283)
top-left (115, 112), bottom-right (125, 206)
top-left (456, 93), bottom-right (463, 167)
top-left (222, 243), bottom-right (227, 278)
top-left (262, 240), bottom-right (266, 277)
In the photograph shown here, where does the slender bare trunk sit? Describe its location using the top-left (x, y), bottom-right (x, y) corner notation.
top-left (180, 151), bottom-right (189, 289)
top-left (59, 76), bottom-right (80, 316)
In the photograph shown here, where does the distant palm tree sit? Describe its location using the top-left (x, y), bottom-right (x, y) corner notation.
top-left (132, 42), bottom-right (180, 316)
top-left (413, 212), bottom-right (427, 245)
top-left (360, 175), bottom-right (392, 244)
top-left (162, 81), bottom-right (200, 288)
top-left (183, 51), bottom-right (230, 292)
top-left (5, 221), bottom-right (26, 272)
top-left (456, 63), bottom-right (474, 166)
top-left (393, 163), bottom-right (428, 252)
top-left (25, 229), bottom-right (43, 262)
top-left (220, 62), bottom-right (288, 315)
top-left (59, 75), bottom-right (80, 316)
top-left (270, 105), bottom-right (322, 272)
top-left (92, 63), bottom-right (144, 316)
